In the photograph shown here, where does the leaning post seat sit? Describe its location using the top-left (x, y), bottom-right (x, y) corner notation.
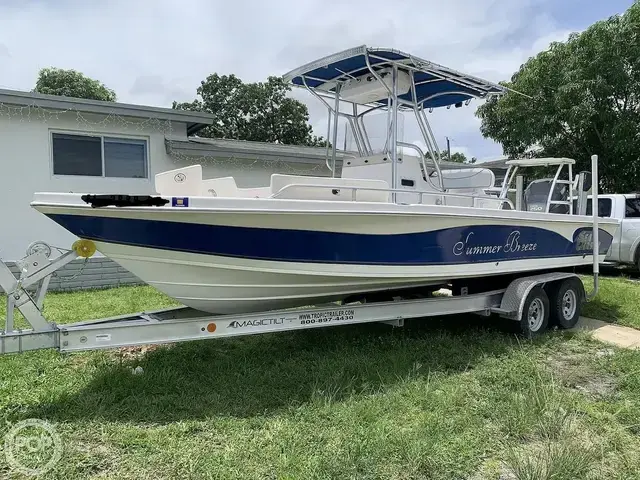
top-left (154, 164), bottom-right (203, 196)
top-left (155, 165), bottom-right (271, 198)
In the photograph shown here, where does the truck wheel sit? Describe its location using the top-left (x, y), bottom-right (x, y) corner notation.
top-left (519, 286), bottom-right (550, 338)
top-left (548, 277), bottom-right (584, 329)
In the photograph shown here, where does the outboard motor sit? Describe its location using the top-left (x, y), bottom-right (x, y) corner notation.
top-left (523, 178), bottom-right (570, 214)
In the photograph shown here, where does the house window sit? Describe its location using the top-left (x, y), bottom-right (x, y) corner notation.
top-left (52, 133), bottom-right (148, 178)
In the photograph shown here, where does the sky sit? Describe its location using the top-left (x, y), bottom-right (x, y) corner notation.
top-left (0, 0), bottom-right (635, 162)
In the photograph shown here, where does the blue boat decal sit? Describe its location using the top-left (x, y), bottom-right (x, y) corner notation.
top-left (45, 214), bottom-right (613, 266)
top-left (171, 197), bottom-right (189, 207)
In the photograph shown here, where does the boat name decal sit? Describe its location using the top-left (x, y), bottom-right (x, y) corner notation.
top-left (573, 230), bottom-right (601, 252)
top-left (453, 231), bottom-right (538, 257)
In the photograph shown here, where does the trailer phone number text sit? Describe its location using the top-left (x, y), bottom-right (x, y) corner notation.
top-left (298, 309), bottom-right (355, 325)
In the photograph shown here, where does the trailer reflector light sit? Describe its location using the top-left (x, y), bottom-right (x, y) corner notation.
top-left (206, 323), bottom-right (217, 333)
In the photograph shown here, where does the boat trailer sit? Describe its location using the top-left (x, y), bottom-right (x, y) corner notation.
top-left (1, 240), bottom-right (592, 355)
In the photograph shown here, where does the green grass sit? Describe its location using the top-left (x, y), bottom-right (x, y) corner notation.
top-left (1, 282), bottom-right (640, 479)
top-left (582, 276), bottom-right (640, 328)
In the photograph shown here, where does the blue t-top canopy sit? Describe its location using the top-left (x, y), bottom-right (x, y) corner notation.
top-left (282, 45), bottom-right (506, 109)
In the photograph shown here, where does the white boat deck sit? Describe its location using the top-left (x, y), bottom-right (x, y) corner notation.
top-left (152, 162), bottom-right (509, 209)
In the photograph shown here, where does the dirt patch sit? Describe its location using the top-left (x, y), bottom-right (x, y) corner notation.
top-left (111, 344), bottom-right (163, 361)
top-left (572, 376), bottom-right (617, 398)
top-left (545, 350), bottom-right (617, 399)
top-left (467, 459), bottom-right (516, 480)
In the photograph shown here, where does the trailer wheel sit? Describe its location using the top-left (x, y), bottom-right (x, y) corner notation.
top-left (520, 286), bottom-right (549, 338)
top-left (548, 277), bottom-right (583, 329)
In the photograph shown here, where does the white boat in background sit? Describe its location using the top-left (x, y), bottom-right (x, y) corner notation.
top-left (31, 45), bottom-right (619, 314)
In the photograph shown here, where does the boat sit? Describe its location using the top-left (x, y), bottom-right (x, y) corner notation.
top-left (30, 45), bottom-right (619, 314)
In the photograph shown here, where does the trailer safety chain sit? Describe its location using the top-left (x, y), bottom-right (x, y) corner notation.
top-left (29, 242), bottom-right (92, 283)
top-left (53, 257), bottom-right (89, 282)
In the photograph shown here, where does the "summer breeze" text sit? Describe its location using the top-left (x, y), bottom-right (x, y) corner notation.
top-left (453, 231), bottom-right (537, 257)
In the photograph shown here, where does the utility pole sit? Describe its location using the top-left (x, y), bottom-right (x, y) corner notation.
top-left (446, 136), bottom-right (452, 161)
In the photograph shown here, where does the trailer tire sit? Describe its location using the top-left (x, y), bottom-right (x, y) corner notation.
top-left (519, 286), bottom-right (549, 338)
top-left (548, 277), bottom-right (583, 329)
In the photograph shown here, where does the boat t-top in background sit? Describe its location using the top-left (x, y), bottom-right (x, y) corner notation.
top-left (1, 45), bottom-right (619, 355)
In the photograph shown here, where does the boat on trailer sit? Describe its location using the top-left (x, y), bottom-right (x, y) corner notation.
top-left (28, 45), bottom-right (618, 315)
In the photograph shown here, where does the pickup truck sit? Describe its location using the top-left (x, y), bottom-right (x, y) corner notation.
top-left (577, 194), bottom-right (640, 270)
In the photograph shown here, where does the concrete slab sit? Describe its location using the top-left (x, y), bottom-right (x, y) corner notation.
top-left (573, 317), bottom-right (640, 349)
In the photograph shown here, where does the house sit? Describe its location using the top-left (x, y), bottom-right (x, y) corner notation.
top-left (0, 88), bottom-right (348, 291)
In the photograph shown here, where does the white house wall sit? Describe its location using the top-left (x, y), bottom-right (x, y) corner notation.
top-left (0, 111), bottom-right (180, 261)
top-left (1, 111), bottom-right (331, 265)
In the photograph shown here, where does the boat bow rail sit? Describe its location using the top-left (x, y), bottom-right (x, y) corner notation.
top-left (269, 182), bottom-right (515, 208)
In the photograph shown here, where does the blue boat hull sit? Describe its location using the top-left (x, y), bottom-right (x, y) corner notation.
top-left (45, 213), bottom-right (613, 266)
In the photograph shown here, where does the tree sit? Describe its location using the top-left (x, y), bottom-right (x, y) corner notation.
top-left (34, 67), bottom-right (117, 102)
top-left (427, 150), bottom-right (475, 164)
top-left (173, 74), bottom-right (327, 146)
top-left (448, 151), bottom-right (468, 163)
top-left (476, 1), bottom-right (640, 193)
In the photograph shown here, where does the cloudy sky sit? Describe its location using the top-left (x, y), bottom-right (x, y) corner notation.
top-left (0, 0), bottom-right (634, 161)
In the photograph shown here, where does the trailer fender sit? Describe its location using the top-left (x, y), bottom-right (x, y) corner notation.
top-left (492, 272), bottom-right (581, 321)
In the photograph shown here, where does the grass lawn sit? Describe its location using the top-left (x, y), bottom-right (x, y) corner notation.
top-left (1, 281), bottom-right (640, 479)
top-left (582, 276), bottom-right (640, 329)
